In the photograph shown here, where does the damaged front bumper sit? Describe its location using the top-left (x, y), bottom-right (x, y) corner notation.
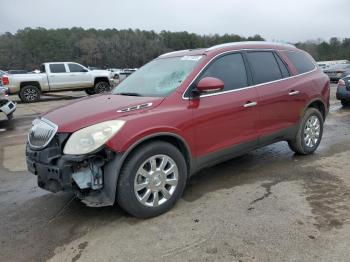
top-left (26, 133), bottom-right (123, 207)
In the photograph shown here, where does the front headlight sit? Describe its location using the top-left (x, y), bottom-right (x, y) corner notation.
top-left (63, 120), bottom-right (125, 155)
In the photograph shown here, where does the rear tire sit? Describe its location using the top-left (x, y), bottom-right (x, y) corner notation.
top-left (85, 88), bottom-right (95, 95)
top-left (19, 85), bottom-right (41, 103)
top-left (94, 81), bottom-right (110, 94)
top-left (288, 108), bottom-right (323, 155)
top-left (117, 141), bottom-right (187, 218)
top-left (341, 99), bottom-right (350, 107)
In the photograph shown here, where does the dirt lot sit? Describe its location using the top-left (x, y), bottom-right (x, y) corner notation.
top-left (0, 86), bottom-right (349, 262)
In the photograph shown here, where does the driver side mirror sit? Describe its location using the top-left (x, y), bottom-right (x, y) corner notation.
top-left (196, 77), bottom-right (224, 93)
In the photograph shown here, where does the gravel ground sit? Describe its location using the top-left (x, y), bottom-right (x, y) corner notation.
top-left (0, 86), bottom-right (349, 262)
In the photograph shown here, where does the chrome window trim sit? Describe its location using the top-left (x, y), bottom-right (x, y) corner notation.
top-left (28, 117), bottom-right (58, 150)
top-left (181, 48), bottom-right (317, 100)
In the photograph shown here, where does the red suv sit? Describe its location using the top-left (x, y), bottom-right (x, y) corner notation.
top-left (26, 42), bottom-right (330, 218)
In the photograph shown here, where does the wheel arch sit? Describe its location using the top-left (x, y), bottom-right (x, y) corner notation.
top-left (303, 98), bottom-right (326, 120)
top-left (20, 81), bottom-right (41, 90)
top-left (118, 132), bottom-right (193, 179)
top-left (94, 77), bottom-right (109, 85)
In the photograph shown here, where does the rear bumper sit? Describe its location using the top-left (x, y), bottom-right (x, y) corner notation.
top-left (26, 135), bottom-right (123, 207)
top-left (336, 86), bottom-right (350, 100)
top-left (6, 85), bottom-right (20, 95)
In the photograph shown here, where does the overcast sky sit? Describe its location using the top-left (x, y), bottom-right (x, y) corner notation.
top-left (1, 0), bottom-right (349, 42)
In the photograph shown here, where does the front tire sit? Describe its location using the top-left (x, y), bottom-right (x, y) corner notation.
top-left (117, 141), bottom-right (188, 218)
top-left (94, 81), bottom-right (110, 94)
top-left (288, 108), bottom-right (323, 155)
top-left (19, 85), bottom-right (41, 103)
top-left (85, 88), bottom-right (95, 95)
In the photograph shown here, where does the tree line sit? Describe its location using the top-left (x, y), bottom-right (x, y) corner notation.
top-left (0, 28), bottom-right (263, 70)
top-left (295, 38), bottom-right (350, 62)
top-left (0, 27), bottom-right (349, 70)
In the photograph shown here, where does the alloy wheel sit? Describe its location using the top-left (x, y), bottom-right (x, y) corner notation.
top-left (134, 154), bottom-right (179, 207)
top-left (95, 82), bottom-right (110, 93)
top-left (23, 88), bottom-right (38, 101)
top-left (303, 115), bottom-right (321, 148)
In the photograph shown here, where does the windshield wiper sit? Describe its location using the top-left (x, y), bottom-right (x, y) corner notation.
top-left (115, 92), bottom-right (142, 96)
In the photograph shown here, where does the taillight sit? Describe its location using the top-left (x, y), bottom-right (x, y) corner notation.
top-left (1, 75), bottom-right (9, 85)
top-left (338, 79), bottom-right (346, 86)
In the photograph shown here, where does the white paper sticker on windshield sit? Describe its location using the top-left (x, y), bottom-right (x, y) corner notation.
top-left (180, 56), bottom-right (202, 61)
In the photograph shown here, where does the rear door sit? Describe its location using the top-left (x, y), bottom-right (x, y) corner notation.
top-left (47, 63), bottom-right (71, 90)
top-left (67, 63), bottom-right (92, 88)
top-left (245, 50), bottom-right (302, 138)
top-left (190, 52), bottom-right (259, 163)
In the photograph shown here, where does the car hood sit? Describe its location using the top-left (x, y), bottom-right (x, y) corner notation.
top-left (43, 94), bottom-right (165, 132)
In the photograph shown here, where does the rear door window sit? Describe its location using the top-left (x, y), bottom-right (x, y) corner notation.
top-left (199, 53), bottom-right (248, 92)
top-left (49, 64), bottom-right (66, 73)
top-left (68, 63), bottom-right (87, 72)
top-left (284, 51), bottom-right (316, 74)
top-left (274, 53), bottom-right (290, 78)
top-left (246, 51), bottom-right (283, 85)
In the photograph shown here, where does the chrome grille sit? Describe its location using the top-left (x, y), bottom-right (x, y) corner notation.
top-left (28, 118), bottom-right (58, 149)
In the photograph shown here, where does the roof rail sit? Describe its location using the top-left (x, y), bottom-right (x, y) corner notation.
top-left (159, 50), bottom-right (190, 58)
top-left (206, 41), bottom-right (296, 51)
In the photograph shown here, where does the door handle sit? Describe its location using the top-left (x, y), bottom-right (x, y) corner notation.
top-left (289, 90), bottom-right (300, 96)
top-left (244, 101), bottom-right (257, 108)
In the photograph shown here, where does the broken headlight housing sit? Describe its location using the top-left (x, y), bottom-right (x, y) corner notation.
top-left (63, 120), bottom-right (125, 155)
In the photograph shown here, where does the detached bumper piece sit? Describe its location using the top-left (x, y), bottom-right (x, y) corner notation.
top-left (26, 133), bottom-right (120, 207)
top-left (0, 99), bottom-right (16, 118)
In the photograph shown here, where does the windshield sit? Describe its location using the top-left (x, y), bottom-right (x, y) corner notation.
top-left (112, 55), bottom-right (203, 97)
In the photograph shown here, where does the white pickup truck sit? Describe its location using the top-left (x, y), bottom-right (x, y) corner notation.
top-left (2, 62), bottom-right (115, 103)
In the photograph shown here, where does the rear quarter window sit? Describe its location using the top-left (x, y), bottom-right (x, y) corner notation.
top-left (284, 51), bottom-right (316, 74)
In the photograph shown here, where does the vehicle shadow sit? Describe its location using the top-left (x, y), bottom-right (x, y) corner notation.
top-left (0, 114), bottom-right (35, 133)
top-left (0, 117), bottom-right (16, 130)
top-left (11, 92), bottom-right (87, 104)
top-left (0, 189), bottom-right (125, 261)
top-left (0, 139), bottom-right (344, 262)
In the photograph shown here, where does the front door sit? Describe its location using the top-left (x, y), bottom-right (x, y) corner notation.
top-left (188, 52), bottom-right (259, 164)
top-left (67, 63), bottom-right (92, 88)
